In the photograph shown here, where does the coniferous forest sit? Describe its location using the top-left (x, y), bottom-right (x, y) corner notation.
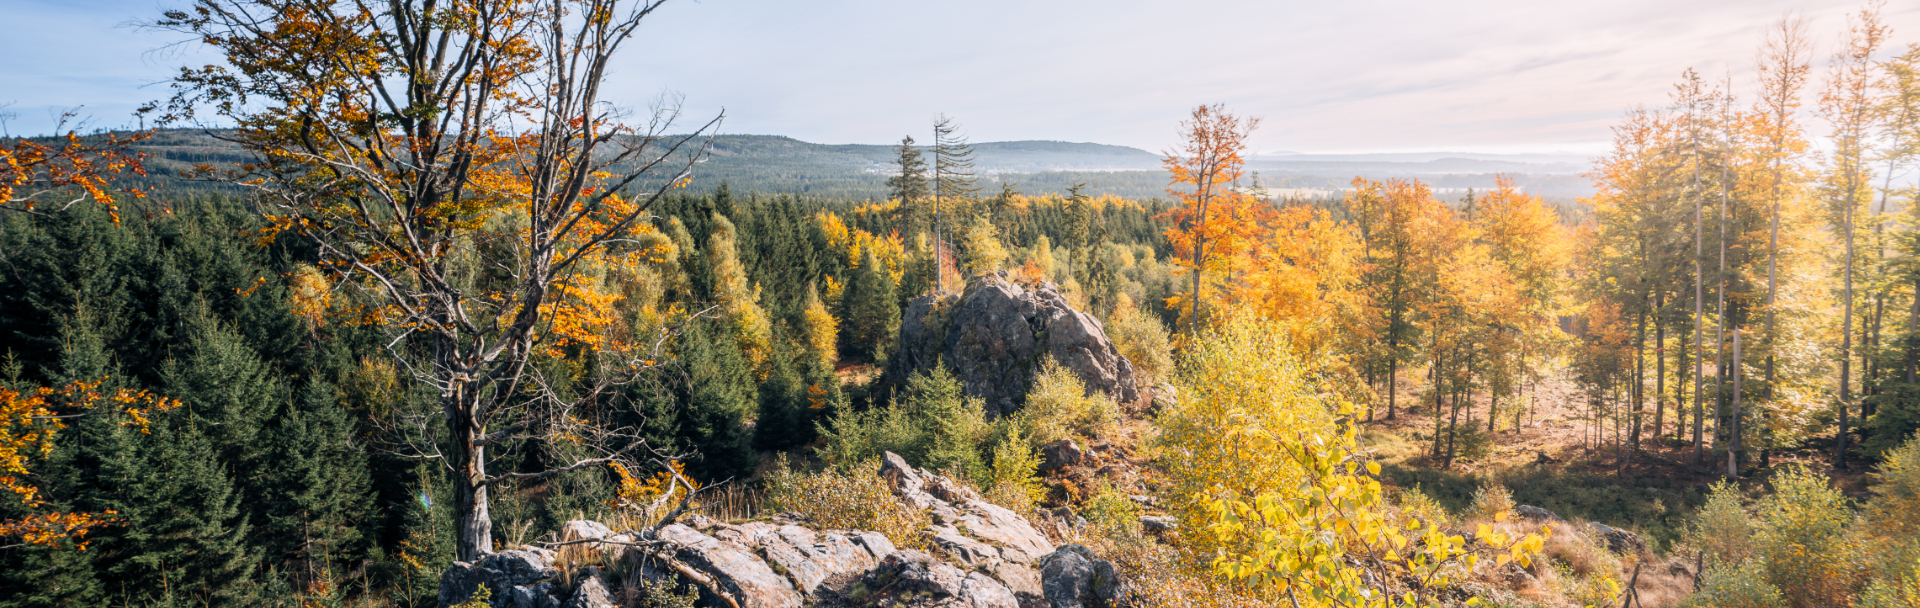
top-left (5, 2), bottom-right (1920, 608)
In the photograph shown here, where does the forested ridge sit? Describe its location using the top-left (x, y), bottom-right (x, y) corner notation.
top-left (5, 1), bottom-right (1920, 608)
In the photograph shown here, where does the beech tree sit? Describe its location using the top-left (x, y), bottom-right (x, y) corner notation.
top-left (1820, 4), bottom-right (1889, 466)
top-left (1160, 104), bottom-right (1259, 337)
top-left (148, 0), bottom-right (719, 561)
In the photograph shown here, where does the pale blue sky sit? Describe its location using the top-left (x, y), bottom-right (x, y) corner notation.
top-left (5, 0), bottom-right (1920, 154)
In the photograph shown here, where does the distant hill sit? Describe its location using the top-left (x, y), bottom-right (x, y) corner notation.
top-left (102, 129), bottom-right (1595, 201)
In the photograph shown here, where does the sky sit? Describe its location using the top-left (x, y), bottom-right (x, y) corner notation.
top-left (5, 0), bottom-right (1920, 156)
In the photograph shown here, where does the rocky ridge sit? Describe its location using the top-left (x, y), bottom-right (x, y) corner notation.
top-left (437, 452), bottom-right (1125, 608)
top-left (881, 273), bottom-right (1140, 417)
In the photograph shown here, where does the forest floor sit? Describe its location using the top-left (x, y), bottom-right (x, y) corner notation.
top-left (1363, 364), bottom-right (1874, 492)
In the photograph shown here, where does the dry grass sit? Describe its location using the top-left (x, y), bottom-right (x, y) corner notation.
top-left (761, 459), bottom-right (933, 550)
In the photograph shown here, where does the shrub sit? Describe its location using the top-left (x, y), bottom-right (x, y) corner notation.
top-left (1467, 480), bottom-right (1516, 521)
top-left (1691, 481), bottom-right (1757, 567)
top-left (1104, 294), bottom-right (1175, 384)
top-left (1856, 552), bottom-right (1920, 608)
top-left (761, 457), bottom-right (931, 550)
top-left (1397, 486), bottom-right (1452, 527)
top-left (1682, 560), bottom-right (1787, 608)
top-left (1083, 481), bottom-right (1141, 537)
top-left (1866, 434), bottom-right (1920, 543)
top-left (1158, 319), bottom-right (1547, 606)
top-left (982, 427), bottom-right (1046, 514)
top-left (1755, 465), bottom-right (1864, 608)
top-left (1015, 357), bottom-right (1120, 447)
top-left (816, 365), bottom-right (990, 483)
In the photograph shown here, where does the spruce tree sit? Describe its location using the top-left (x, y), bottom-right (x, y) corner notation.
top-left (672, 319), bottom-right (758, 483)
top-left (96, 417), bottom-right (260, 606)
top-left (839, 249), bottom-right (902, 362)
top-left (258, 381), bottom-right (375, 587)
top-left (158, 309), bottom-right (282, 503)
top-left (887, 136), bottom-right (930, 236)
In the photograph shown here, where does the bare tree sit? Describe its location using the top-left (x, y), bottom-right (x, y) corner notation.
top-left (148, 0), bottom-right (720, 560)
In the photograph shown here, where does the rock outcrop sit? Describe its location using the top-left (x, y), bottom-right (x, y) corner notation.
top-left (1038, 544), bottom-right (1124, 608)
top-left (440, 548), bottom-right (565, 608)
top-left (439, 451), bottom-right (1125, 608)
top-left (883, 274), bottom-right (1139, 416)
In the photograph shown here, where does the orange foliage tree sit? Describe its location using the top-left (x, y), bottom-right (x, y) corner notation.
top-left (1, 112), bottom-right (150, 223)
top-left (148, 0), bottom-right (718, 561)
top-left (0, 380), bottom-right (177, 548)
top-left (1160, 104), bottom-right (1260, 336)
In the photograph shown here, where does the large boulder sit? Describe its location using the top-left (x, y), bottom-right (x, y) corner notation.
top-left (439, 548), bottom-right (564, 608)
top-left (1039, 544), bottom-right (1124, 608)
top-left (882, 274), bottom-right (1139, 416)
top-left (861, 550), bottom-right (1020, 608)
top-left (644, 524), bottom-right (805, 608)
top-left (712, 522), bottom-right (889, 597)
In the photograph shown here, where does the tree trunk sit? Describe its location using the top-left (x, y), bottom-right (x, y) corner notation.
top-left (1728, 330), bottom-right (1742, 478)
top-left (1388, 337), bottom-right (1399, 420)
top-left (448, 385), bottom-right (493, 563)
top-left (1656, 291), bottom-right (1667, 441)
top-left (1839, 196), bottom-right (1855, 468)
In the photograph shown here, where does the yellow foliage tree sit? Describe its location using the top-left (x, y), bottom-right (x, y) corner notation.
top-left (1161, 319), bottom-right (1546, 607)
top-left (800, 283), bottom-right (839, 369)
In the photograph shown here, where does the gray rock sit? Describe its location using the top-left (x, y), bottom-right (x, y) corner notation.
top-left (1588, 523), bottom-right (1645, 555)
top-left (723, 523), bottom-right (884, 598)
top-left (933, 532), bottom-right (1002, 567)
top-left (1139, 515), bottom-right (1176, 534)
top-left (510, 582), bottom-right (563, 608)
top-left (1515, 505), bottom-right (1562, 522)
top-left (1039, 544), bottom-right (1123, 608)
top-left (440, 548), bottom-right (561, 608)
top-left (562, 570), bottom-right (618, 608)
top-left (846, 530), bottom-right (898, 561)
top-left (1150, 384), bottom-right (1177, 413)
top-left (882, 452), bottom-right (1054, 566)
top-left (983, 560), bottom-right (1045, 602)
top-left (648, 524), bottom-right (804, 608)
top-left (881, 274), bottom-right (1139, 417)
top-left (951, 499), bottom-right (1052, 564)
top-left (1040, 440), bottom-right (1086, 472)
top-left (863, 550), bottom-right (1019, 608)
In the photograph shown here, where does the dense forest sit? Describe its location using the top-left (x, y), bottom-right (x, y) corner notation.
top-left (5, 1), bottom-right (1920, 608)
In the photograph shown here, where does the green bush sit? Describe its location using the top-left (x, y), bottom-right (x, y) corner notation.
top-left (1683, 560), bottom-right (1788, 608)
top-left (1756, 465), bottom-right (1863, 608)
top-left (1691, 480), bottom-right (1757, 567)
top-left (1012, 357), bottom-right (1120, 448)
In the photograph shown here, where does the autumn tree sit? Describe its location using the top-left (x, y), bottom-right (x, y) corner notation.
top-left (148, 0), bottom-right (720, 561)
top-left (1820, 3), bottom-right (1889, 466)
top-left (1756, 15), bottom-right (1815, 466)
top-left (1160, 104), bottom-right (1259, 337)
top-left (0, 112), bottom-right (150, 223)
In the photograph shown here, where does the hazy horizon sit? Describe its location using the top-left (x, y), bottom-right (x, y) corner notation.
top-left (5, 0), bottom-right (1919, 156)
